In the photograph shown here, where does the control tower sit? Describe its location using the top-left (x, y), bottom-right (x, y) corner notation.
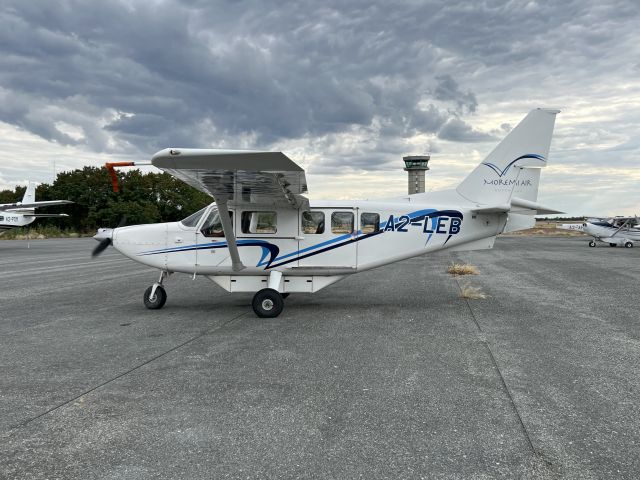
top-left (403, 155), bottom-right (430, 194)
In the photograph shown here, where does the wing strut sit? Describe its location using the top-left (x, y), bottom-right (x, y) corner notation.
top-left (216, 200), bottom-right (245, 272)
top-left (612, 218), bottom-right (631, 237)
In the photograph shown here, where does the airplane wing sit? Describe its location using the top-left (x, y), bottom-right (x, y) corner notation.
top-left (152, 149), bottom-right (308, 209)
top-left (0, 200), bottom-right (73, 211)
top-left (21, 213), bottom-right (69, 218)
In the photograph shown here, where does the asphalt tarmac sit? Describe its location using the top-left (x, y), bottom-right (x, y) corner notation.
top-left (1, 236), bottom-right (638, 479)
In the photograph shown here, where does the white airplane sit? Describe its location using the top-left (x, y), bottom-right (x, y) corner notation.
top-left (93, 108), bottom-right (561, 317)
top-left (0, 182), bottom-right (72, 236)
top-left (560, 217), bottom-right (639, 248)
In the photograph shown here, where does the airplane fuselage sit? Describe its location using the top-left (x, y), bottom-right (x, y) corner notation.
top-left (109, 198), bottom-right (506, 292)
top-left (584, 220), bottom-right (640, 246)
top-left (0, 211), bottom-right (36, 236)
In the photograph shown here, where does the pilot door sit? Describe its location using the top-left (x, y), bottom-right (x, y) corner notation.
top-left (298, 208), bottom-right (357, 268)
top-left (195, 206), bottom-right (233, 269)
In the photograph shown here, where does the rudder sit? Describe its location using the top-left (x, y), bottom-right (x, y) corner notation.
top-left (456, 109), bottom-right (559, 205)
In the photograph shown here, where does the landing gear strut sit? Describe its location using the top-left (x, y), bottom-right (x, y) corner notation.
top-left (144, 271), bottom-right (169, 310)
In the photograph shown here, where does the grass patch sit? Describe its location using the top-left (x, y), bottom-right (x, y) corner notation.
top-left (0, 226), bottom-right (83, 240)
top-left (459, 284), bottom-right (487, 299)
top-left (447, 263), bottom-right (479, 276)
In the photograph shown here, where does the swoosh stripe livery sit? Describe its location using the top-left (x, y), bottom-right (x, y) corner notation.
top-left (137, 209), bottom-right (463, 269)
top-left (482, 154), bottom-right (546, 177)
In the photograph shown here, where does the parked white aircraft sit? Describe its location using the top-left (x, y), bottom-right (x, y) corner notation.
top-left (0, 182), bottom-right (72, 235)
top-left (560, 217), bottom-right (639, 247)
top-left (93, 108), bottom-right (561, 317)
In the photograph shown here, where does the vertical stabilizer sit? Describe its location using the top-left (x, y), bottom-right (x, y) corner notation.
top-left (456, 109), bottom-right (559, 205)
top-left (22, 182), bottom-right (36, 204)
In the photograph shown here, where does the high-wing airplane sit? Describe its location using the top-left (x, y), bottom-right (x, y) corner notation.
top-left (0, 182), bottom-right (72, 236)
top-left (93, 108), bottom-right (561, 317)
top-left (559, 217), bottom-right (639, 248)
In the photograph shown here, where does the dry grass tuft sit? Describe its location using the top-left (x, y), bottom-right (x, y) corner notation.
top-left (447, 263), bottom-right (479, 276)
top-left (459, 284), bottom-right (487, 299)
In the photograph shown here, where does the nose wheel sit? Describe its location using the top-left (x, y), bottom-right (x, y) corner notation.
top-left (144, 285), bottom-right (167, 309)
top-left (588, 240), bottom-right (596, 247)
top-left (144, 271), bottom-right (169, 310)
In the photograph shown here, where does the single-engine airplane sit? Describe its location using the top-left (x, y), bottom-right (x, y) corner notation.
top-left (93, 108), bottom-right (561, 317)
top-left (559, 217), bottom-right (639, 248)
top-left (0, 182), bottom-right (72, 236)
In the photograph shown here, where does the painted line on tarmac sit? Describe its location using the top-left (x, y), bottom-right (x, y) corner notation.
top-left (7, 310), bottom-right (249, 433)
top-left (451, 272), bottom-right (542, 459)
top-left (1, 258), bottom-right (133, 278)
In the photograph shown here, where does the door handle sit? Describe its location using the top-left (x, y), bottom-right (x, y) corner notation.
top-left (175, 237), bottom-right (183, 243)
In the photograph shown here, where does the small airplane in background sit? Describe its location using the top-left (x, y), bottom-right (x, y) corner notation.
top-left (560, 217), bottom-right (639, 248)
top-left (93, 108), bottom-right (561, 318)
top-left (0, 182), bottom-right (72, 235)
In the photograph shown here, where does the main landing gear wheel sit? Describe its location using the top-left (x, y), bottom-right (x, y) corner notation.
top-left (252, 288), bottom-right (284, 318)
top-left (588, 240), bottom-right (596, 247)
top-left (144, 285), bottom-right (167, 310)
top-left (609, 243), bottom-right (617, 247)
top-left (625, 241), bottom-right (633, 248)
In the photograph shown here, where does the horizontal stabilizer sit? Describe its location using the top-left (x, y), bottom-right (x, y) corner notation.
top-left (472, 197), bottom-right (562, 215)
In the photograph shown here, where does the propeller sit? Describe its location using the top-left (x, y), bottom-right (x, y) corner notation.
top-left (92, 216), bottom-right (127, 258)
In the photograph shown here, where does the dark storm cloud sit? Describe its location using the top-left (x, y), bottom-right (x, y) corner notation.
top-left (433, 75), bottom-right (477, 114)
top-left (0, 0), bottom-right (638, 175)
top-left (437, 118), bottom-right (495, 143)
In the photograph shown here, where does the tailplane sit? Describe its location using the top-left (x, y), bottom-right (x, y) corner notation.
top-left (456, 108), bottom-right (559, 205)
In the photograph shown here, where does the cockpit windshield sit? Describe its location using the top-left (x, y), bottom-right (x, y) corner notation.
top-left (181, 207), bottom-right (208, 227)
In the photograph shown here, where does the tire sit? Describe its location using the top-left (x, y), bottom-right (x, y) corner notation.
top-left (625, 241), bottom-right (633, 248)
top-left (252, 288), bottom-right (284, 318)
top-left (144, 285), bottom-right (167, 310)
top-left (609, 243), bottom-right (617, 247)
top-left (588, 241), bottom-right (596, 247)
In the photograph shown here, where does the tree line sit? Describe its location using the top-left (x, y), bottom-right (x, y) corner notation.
top-left (0, 167), bottom-right (211, 232)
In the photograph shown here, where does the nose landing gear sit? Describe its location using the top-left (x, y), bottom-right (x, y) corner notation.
top-left (144, 271), bottom-right (170, 310)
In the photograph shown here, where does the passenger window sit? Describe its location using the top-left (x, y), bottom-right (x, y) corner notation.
top-left (0, 216), bottom-right (4, 221)
top-left (331, 212), bottom-right (354, 234)
top-left (200, 209), bottom-right (232, 237)
top-left (302, 211), bottom-right (325, 234)
top-left (360, 213), bottom-right (380, 234)
top-left (241, 211), bottom-right (277, 234)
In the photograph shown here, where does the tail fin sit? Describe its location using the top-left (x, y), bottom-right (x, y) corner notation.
top-left (22, 182), bottom-right (36, 204)
top-left (456, 108), bottom-right (559, 205)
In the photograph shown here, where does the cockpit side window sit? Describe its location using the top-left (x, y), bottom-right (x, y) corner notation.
top-left (201, 208), bottom-right (232, 237)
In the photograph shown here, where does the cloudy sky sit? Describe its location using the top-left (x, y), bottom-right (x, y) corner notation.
top-left (1, 0), bottom-right (638, 216)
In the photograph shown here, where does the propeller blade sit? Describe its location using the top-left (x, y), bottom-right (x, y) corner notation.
top-left (91, 217), bottom-right (125, 257)
top-left (92, 238), bottom-right (112, 257)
